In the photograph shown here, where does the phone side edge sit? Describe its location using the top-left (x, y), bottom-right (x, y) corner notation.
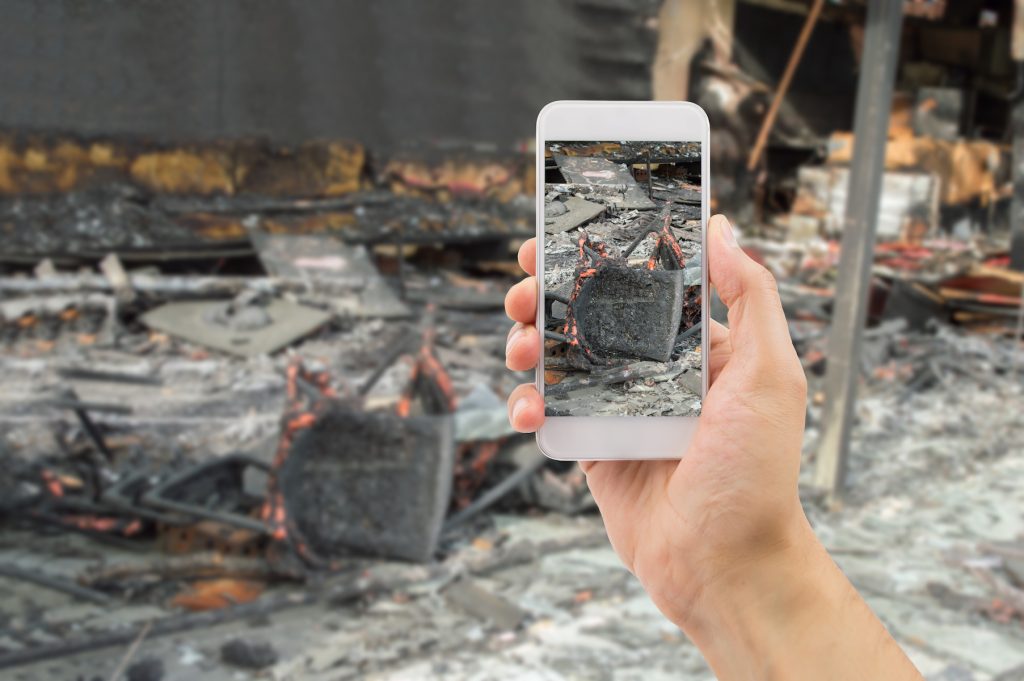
top-left (535, 103), bottom-right (554, 459)
top-left (699, 105), bottom-right (711, 404)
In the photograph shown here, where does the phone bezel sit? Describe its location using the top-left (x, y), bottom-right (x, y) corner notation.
top-left (535, 100), bottom-right (710, 460)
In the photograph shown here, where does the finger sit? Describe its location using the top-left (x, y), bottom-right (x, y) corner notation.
top-left (707, 319), bottom-right (731, 385)
top-left (507, 383), bottom-right (544, 432)
top-left (504, 276), bottom-right (537, 324)
top-left (707, 215), bottom-right (792, 363)
top-left (518, 238), bottom-right (537, 277)
top-left (506, 323), bottom-right (540, 372)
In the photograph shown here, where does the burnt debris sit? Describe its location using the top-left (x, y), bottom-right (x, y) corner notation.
top-left (543, 143), bottom-right (704, 417)
top-left (0, 134), bottom-right (587, 676)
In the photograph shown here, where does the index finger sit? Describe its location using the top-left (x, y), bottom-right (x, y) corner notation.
top-left (707, 215), bottom-right (790, 362)
top-left (518, 238), bottom-right (536, 277)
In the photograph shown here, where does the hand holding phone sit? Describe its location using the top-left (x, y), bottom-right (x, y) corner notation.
top-left (507, 214), bottom-right (809, 613)
top-left (507, 218), bottom-right (920, 680)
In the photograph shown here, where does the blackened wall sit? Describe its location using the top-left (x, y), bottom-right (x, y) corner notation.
top-left (0, 1), bottom-right (656, 149)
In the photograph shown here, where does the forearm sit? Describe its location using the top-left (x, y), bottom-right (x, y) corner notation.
top-left (679, 517), bottom-right (922, 681)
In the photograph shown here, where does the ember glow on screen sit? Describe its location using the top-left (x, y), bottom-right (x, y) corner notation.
top-left (543, 141), bottom-right (702, 417)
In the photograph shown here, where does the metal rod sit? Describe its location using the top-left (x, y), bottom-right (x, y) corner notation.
top-left (395, 224), bottom-right (407, 299)
top-left (676, 320), bottom-right (703, 343)
top-left (544, 361), bottom-right (668, 398)
top-left (0, 563), bottom-right (112, 605)
top-left (105, 621), bottom-right (152, 681)
top-left (623, 229), bottom-right (657, 259)
top-left (622, 208), bottom-right (671, 259)
top-left (40, 398), bottom-right (133, 415)
top-left (52, 390), bottom-right (119, 464)
top-left (358, 333), bottom-right (416, 397)
top-left (746, 0), bottom-right (825, 171)
top-left (582, 244), bottom-right (603, 264)
top-left (646, 148), bottom-right (653, 200)
top-left (1013, 279), bottom-right (1024, 379)
top-left (443, 454), bottom-right (547, 532)
top-left (814, 0), bottom-right (905, 501)
top-left (75, 408), bottom-right (115, 463)
top-left (294, 375), bottom-right (327, 403)
top-left (57, 367), bottom-right (163, 386)
top-left (1011, 80), bottom-right (1024, 270)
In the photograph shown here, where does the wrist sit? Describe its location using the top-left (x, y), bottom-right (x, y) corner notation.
top-left (669, 512), bottom-right (922, 681)
top-left (677, 514), bottom-right (847, 678)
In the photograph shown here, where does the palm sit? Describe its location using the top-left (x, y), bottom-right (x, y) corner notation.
top-left (583, 316), bottom-right (805, 606)
top-left (581, 321), bottom-right (736, 572)
top-left (505, 218), bottom-right (807, 613)
top-left (506, 220), bottom-right (922, 681)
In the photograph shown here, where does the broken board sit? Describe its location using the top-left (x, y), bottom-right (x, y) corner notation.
top-left (251, 233), bottom-right (410, 319)
top-left (141, 298), bottom-right (331, 356)
top-left (553, 154), bottom-right (656, 210)
top-left (544, 196), bottom-right (606, 234)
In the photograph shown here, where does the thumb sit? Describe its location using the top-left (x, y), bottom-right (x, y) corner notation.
top-left (706, 215), bottom-right (792, 363)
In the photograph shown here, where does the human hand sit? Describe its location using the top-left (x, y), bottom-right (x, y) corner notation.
top-left (505, 213), bottom-right (808, 624)
top-left (505, 215), bottom-right (921, 680)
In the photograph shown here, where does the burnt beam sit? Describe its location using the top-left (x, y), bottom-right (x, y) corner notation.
top-left (1011, 95), bottom-right (1024, 271)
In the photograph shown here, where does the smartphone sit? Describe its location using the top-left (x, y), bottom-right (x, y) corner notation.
top-left (535, 101), bottom-right (709, 460)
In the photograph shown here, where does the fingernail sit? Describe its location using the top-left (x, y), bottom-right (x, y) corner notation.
top-left (511, 397), bottom-right (529, 424)
top-left (717, 217), bottom-right (738, 248)
top-left (506, 324), bottom-right (524, 357)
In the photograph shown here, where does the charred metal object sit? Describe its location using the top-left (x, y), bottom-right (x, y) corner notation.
top-left (56, 366), bottom-right (163, 386)
top-left (45, 389), bottom-right (128, 464)
top-left (572, 262), bottom-right (686, 364)
top-left (548, 208), bottom-right (700, 368)
top-left (263, 317), bottom-right (457, 566)
top-left (101, 470), bottom-right (190, 525)
top-left (277, 406), bottom-right (453, 564)
top-left (142, 454), bottom-right (271, 534)
top-left (140, 295), bottom-right (331, 357)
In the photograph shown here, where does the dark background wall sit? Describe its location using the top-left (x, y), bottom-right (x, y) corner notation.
top-left (0, 0), bottom-right (656, 149)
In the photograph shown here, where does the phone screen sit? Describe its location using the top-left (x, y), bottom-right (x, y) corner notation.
top-left (542, 141), bottom-right (703, 418)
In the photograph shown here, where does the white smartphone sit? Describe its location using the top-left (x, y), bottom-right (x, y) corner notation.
top-left (535, 101), bottom-right (709, 460)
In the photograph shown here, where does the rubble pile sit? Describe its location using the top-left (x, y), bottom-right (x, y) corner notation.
top-left (0, 135), bottom-right (610, 678)
top-left (2, 39), bottom-right (1024, 676)
top-left (745, 233), bottom-right (1023, 337)
top-left (800, 320), bottom-right (1024, 502)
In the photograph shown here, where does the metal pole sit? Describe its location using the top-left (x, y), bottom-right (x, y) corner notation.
top-left (814, 0), bottom-right (904, 500)
top-left (1004, 2), bottom-right (1024, 267)
top-left (1011, 98), bottom-right (1024, 271)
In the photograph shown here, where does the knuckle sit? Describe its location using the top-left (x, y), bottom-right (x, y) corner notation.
top-left (773, 359), bottom-right (808, 405)
top-left (783, 366), bottom-right (808, 402)
top-left (731, 354), bottom-right (806, 415)
top-left (752, 264), bottom-right (777, 292)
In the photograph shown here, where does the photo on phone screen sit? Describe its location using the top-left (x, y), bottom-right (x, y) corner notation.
top-left (543, 141), bottom-right (702, 418)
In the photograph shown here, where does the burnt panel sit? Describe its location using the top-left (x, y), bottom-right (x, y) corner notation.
top-left (575, 263), bottom-right (686, 363)
top-left (278, 406), bottom-right (454, 563)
